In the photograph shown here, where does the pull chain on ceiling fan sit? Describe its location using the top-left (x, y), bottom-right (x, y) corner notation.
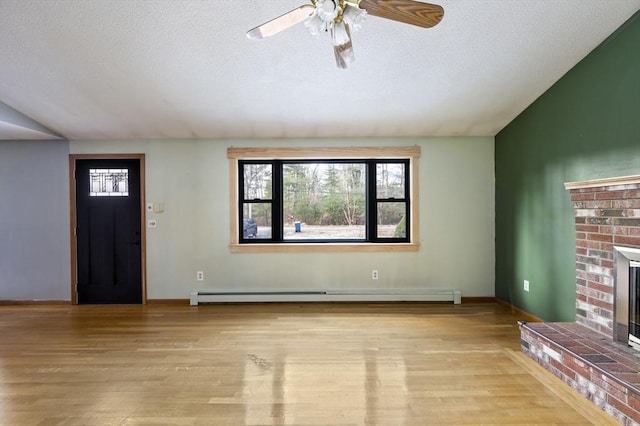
top-left (247, 0), bottom-right (444, 69)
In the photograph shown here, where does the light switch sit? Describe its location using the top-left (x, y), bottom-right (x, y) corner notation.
top-left (147, 219), bottom-right (157, 228)
top-left (146, 202), bottom-right (154, 212)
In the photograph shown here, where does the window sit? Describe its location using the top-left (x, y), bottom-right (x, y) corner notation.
top-left (89, 168), bottom-right (129, 197)
top-left (228, 147), bottom-right (420, 252)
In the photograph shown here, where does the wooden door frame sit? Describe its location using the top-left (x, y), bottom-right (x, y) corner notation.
top-left (69, 154), bottom-right (147, 305)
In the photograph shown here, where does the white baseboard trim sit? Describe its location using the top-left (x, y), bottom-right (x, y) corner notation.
top-left (189, 289), bottom-right (462, 306)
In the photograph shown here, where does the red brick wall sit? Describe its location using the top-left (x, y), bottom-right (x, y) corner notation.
top-left (569, 182), bottom-right (640, 337)
top-left (520, 323), bottom-right (640, 424)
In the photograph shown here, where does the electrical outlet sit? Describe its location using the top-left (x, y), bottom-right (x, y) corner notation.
top-left (197, 271), bottom-right (204, 281)
top-left (524, 280), bottom-right (530, 292)
top-left (372, 270), bottom-right (379, 280)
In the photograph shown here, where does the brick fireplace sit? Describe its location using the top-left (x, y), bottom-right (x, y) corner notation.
top-left (520, 174), bottom-right (640, 425)
top-left (570, 175), bottom-right (640, 339)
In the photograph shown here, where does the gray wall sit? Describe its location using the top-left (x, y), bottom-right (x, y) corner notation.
top-left (71, 137), bottom-right (496, 300)
top-left (0, 140), bottom-right (71, 300)
top-left (1, 137), bottom-right (494, 302)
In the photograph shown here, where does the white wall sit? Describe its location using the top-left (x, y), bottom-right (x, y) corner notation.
top-left (70, 137), bottom-right (495, 299)
top-left (0, 140), bottom-right (71, 300)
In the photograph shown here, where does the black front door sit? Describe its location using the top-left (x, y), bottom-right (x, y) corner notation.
top-left (75, 159), bottom-right (142, 304)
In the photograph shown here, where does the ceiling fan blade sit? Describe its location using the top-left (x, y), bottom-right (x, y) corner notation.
top-left (247, 4), bottom-right (315, 40)
top-left (358, 0), bottom-right (444, 28)
top-left (332, 22), bottom-right (354, 69)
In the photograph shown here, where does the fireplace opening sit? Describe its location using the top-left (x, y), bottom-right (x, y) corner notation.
top-left (615, 246), bottom-right (640, 351)
top-left (630, 261), bottom-right (640, 350)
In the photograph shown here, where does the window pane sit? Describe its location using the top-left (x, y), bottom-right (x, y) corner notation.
top-left (376, 163), bottom-right (405, 199)
top-left (89, 168), bottom-right (129, 197)
top-left (377, 202), bottom-right (406, 238)
top-left (243, 164), bottom-right (272, 200)
top-left (283, 163), bottom-right (366, 240)
top-left (284, 223), bottom-right (366, 240)
top-left (243, 203), bottom-right (271, 239)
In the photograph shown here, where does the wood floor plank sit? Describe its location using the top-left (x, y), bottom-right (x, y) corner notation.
top-left (0, 303), bottom-right (617, 425)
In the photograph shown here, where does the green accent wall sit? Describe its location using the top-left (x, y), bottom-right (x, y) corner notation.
top-left (495, 12), bottom-right (640, 321)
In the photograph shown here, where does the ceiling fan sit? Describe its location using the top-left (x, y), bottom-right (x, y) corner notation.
top-left (247, 0), bottom-right (444, 69)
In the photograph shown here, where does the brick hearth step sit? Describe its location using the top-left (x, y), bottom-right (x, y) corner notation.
top-left (520, 321), bottom-right (640, 424)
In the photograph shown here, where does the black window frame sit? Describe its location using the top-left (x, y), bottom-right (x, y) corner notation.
top-left (238, 158), bottom-right (410, 244)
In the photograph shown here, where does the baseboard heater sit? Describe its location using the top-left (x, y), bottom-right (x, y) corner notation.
top-left (190, 289), bottom-right (462, 306)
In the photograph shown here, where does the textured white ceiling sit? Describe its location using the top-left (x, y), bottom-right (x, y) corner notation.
top-left (0, 0), bottom-right (638, 140)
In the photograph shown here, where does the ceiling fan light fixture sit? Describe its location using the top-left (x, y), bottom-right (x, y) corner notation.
top-left (332, 21), bottom-right (351, 46)
top-left (341, 4), bottom-right (367, 31)
top-left (316, 0), bottom-right (339, 22)
top-left (305, 0), bottom-right (339, 37)
top-left (304, 13), bottom-right (325, 37)
top-left (305, 0), bottom-right (364, 45)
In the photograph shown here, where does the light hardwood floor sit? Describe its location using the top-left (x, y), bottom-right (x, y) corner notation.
top-left (0, 302), bottom-right (617, 425)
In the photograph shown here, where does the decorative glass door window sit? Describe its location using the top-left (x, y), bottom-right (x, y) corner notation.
top-left (89, 169), bottom-right (129, 197)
